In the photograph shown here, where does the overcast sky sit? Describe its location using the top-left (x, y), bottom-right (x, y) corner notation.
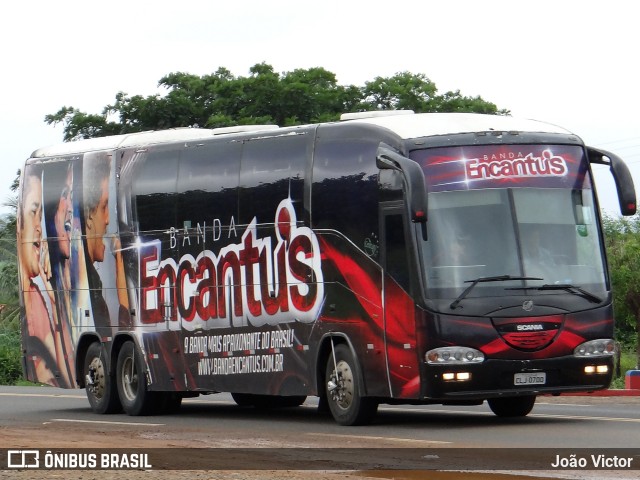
top-left (2, 0), bottom-right (638, 215)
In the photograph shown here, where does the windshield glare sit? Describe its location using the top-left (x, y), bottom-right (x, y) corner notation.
top-left (422, 188), bottom-right (606, 299)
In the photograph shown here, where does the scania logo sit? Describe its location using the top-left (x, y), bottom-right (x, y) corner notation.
top-left (522, 300), bottom-right (534, 311)
top-left (516, 324), bottom-right (544, 331)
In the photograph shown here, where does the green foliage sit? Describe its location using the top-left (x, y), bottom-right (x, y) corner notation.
top-left (360, 72), bottom-right (507, 115)
top-left (44, 107), bottom-right (123, 142)
top-left (610, 348), bottom-right (638, 389)
top-left (44, 63), bottom-right (508, 140)
top-left (0, 173), bottom-right (19, 303)
top-left (0, 171), bottom-right (22, 384)
top-left (602, 213), bottom-right (640, 367)
top-left (0, 305), bottom-right (22, 385)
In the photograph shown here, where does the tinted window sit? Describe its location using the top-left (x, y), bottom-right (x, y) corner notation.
top-left (312, 137), bottom-right (379, 248)
top-left (132, 145), bottom-right (179, 233)
top-left (177, 141), bottom-right (241, 228)
top-left (384, 213), bottom-right (410, 291)
top-left (239, 132), bottom-right (309, 227)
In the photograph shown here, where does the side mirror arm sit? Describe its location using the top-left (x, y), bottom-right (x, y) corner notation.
top-left (377, 145), bottom-right (428, 239)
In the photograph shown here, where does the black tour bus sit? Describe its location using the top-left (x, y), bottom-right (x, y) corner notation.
top-left (18, 111), bottom-right (635, 425)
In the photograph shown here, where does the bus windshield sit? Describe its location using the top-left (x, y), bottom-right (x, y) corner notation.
top-left (421, 187), bottom-right (607, 300)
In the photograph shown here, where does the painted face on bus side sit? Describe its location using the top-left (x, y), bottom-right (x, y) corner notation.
top-left (88, 178), bottom-right (110, 263)
top-left (18, 175), bottom-right (43, 279)
top-left (54, 167), bottom-right (73, 259)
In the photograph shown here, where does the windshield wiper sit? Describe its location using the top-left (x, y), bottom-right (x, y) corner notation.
top-left (537, 284), bottom-right (603, 304)
top-left (449, 275), bottom-right (543, 309)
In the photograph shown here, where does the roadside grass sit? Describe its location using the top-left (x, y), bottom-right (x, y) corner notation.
top-left (610, 349), bottom-right (638, 389)
top-left (0, 305), bottom-right (22, 386)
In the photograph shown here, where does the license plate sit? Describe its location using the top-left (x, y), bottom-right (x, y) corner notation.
top-left (514, 372), bottom-right (546, 386)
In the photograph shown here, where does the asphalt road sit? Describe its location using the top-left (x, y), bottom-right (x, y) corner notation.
top-left (1, 385), bottom-right (639, 478)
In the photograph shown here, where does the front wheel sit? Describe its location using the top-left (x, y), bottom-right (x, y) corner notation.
top-left (325, 343), bottom-right (378, 426)
top-left (116, 341), bottom-right (154, 416)
top-left (488, 395), bottom-right (536, 417)
top-left (84, 342), bottom-right (120, 414)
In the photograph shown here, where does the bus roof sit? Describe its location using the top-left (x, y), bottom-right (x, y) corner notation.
top-left (339, 112), bottom-right (574, 140)
top-left (29, 125), bottom-right (280, 158)
top-left (29, 112), bottom-right (575, 159)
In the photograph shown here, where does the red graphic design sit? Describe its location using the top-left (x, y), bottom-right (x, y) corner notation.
top-left (140, 199), bottom-right (323, 329)
top-left (318, 236), bottom-right (420, 398)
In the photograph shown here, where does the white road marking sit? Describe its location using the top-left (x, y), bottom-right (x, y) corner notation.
top-left (0, 392), bottom-right (86, 399)
top-left (382, 405), bottom-right (640, 423)
top-left (530, 413), bottom-right (640, 423)
top-left (49, 418), bottom-right (165, 427)
top-left (311, 433), bottom-right (452, 444)
top-left (4, 392), bottom-right (638, 425)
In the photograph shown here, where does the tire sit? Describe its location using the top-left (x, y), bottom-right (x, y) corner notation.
top-left (116, 341), bottom-right (154, 416)
top-left (325, 343), bottom-right (378, 426)
top-left (84, 342), bottom-right (121, 414)
top-left (317, 393), bottom-right (330, 414)
top-left (488, 395), bottom-right (536, 417)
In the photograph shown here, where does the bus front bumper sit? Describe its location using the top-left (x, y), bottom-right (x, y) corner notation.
top-left (421, 356), bottom-right (614, 401)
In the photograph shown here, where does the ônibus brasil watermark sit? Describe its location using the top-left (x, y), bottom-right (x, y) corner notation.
top-left (5, 449), bottom-right (151, 470)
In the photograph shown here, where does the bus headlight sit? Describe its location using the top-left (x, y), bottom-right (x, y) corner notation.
top-left (574, 339), bottom-right (615, 357)
top-left (426, 347), bottom-right (485, 364)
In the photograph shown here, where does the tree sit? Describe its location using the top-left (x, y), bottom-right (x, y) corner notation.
top-left (360, 72), bottom-right (507, 114)
top-left (602, 213), bottom-right (640, 368)
top-left (0, 171), bottom-right (20, 305)
top-left (0, 171), bottom-right (22, 385)
top-left (44, 107), bottom-right (123, 142)
top-left (44, 64), bottom-right (508, 140)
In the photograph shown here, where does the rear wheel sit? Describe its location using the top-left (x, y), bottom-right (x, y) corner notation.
top-left (116, 341), bottom-right (154, 416)
top-left (488, 395), bottom-right (536, 417)
top-left (84, 342), bottom-right (120, 414)
top-left (325, 343), bottom-right (378, 426)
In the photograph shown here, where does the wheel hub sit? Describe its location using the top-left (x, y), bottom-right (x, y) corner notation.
top-left (86, 358), bottom-right (105, 399)
top-left (120, 355), bottom-right (138, 402)
top-left (328, 360), bottom-right (354, 410)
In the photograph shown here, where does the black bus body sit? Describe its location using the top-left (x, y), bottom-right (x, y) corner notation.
top-left (18, 112), bottom-right (636, 425)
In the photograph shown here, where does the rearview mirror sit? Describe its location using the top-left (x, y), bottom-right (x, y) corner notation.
top-left (588, 147), bottom-right (636, 216)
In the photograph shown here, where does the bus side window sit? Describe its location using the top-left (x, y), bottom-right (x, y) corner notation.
top-left (177, 141), bottom-right (241, 228)
top-left (239, 133), bottom-right (309, 227)
top-left (131, 146), bottom-right (179, 233)
top-left (384, 213), bottom-right (410, 292)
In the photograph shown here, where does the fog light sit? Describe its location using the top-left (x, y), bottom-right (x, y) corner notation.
top-left (596, 365), bottom-right (609, 374)
top-left (442, 372), bottom-right (471, 382)
top-left (584, 365), bottom-right (596, 374)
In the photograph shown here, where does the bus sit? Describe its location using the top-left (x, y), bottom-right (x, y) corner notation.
top-left (18, 111), bottom-right (636, 425)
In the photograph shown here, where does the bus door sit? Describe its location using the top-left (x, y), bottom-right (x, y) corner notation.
top-left (381, 203), bottom-right (420, 399)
